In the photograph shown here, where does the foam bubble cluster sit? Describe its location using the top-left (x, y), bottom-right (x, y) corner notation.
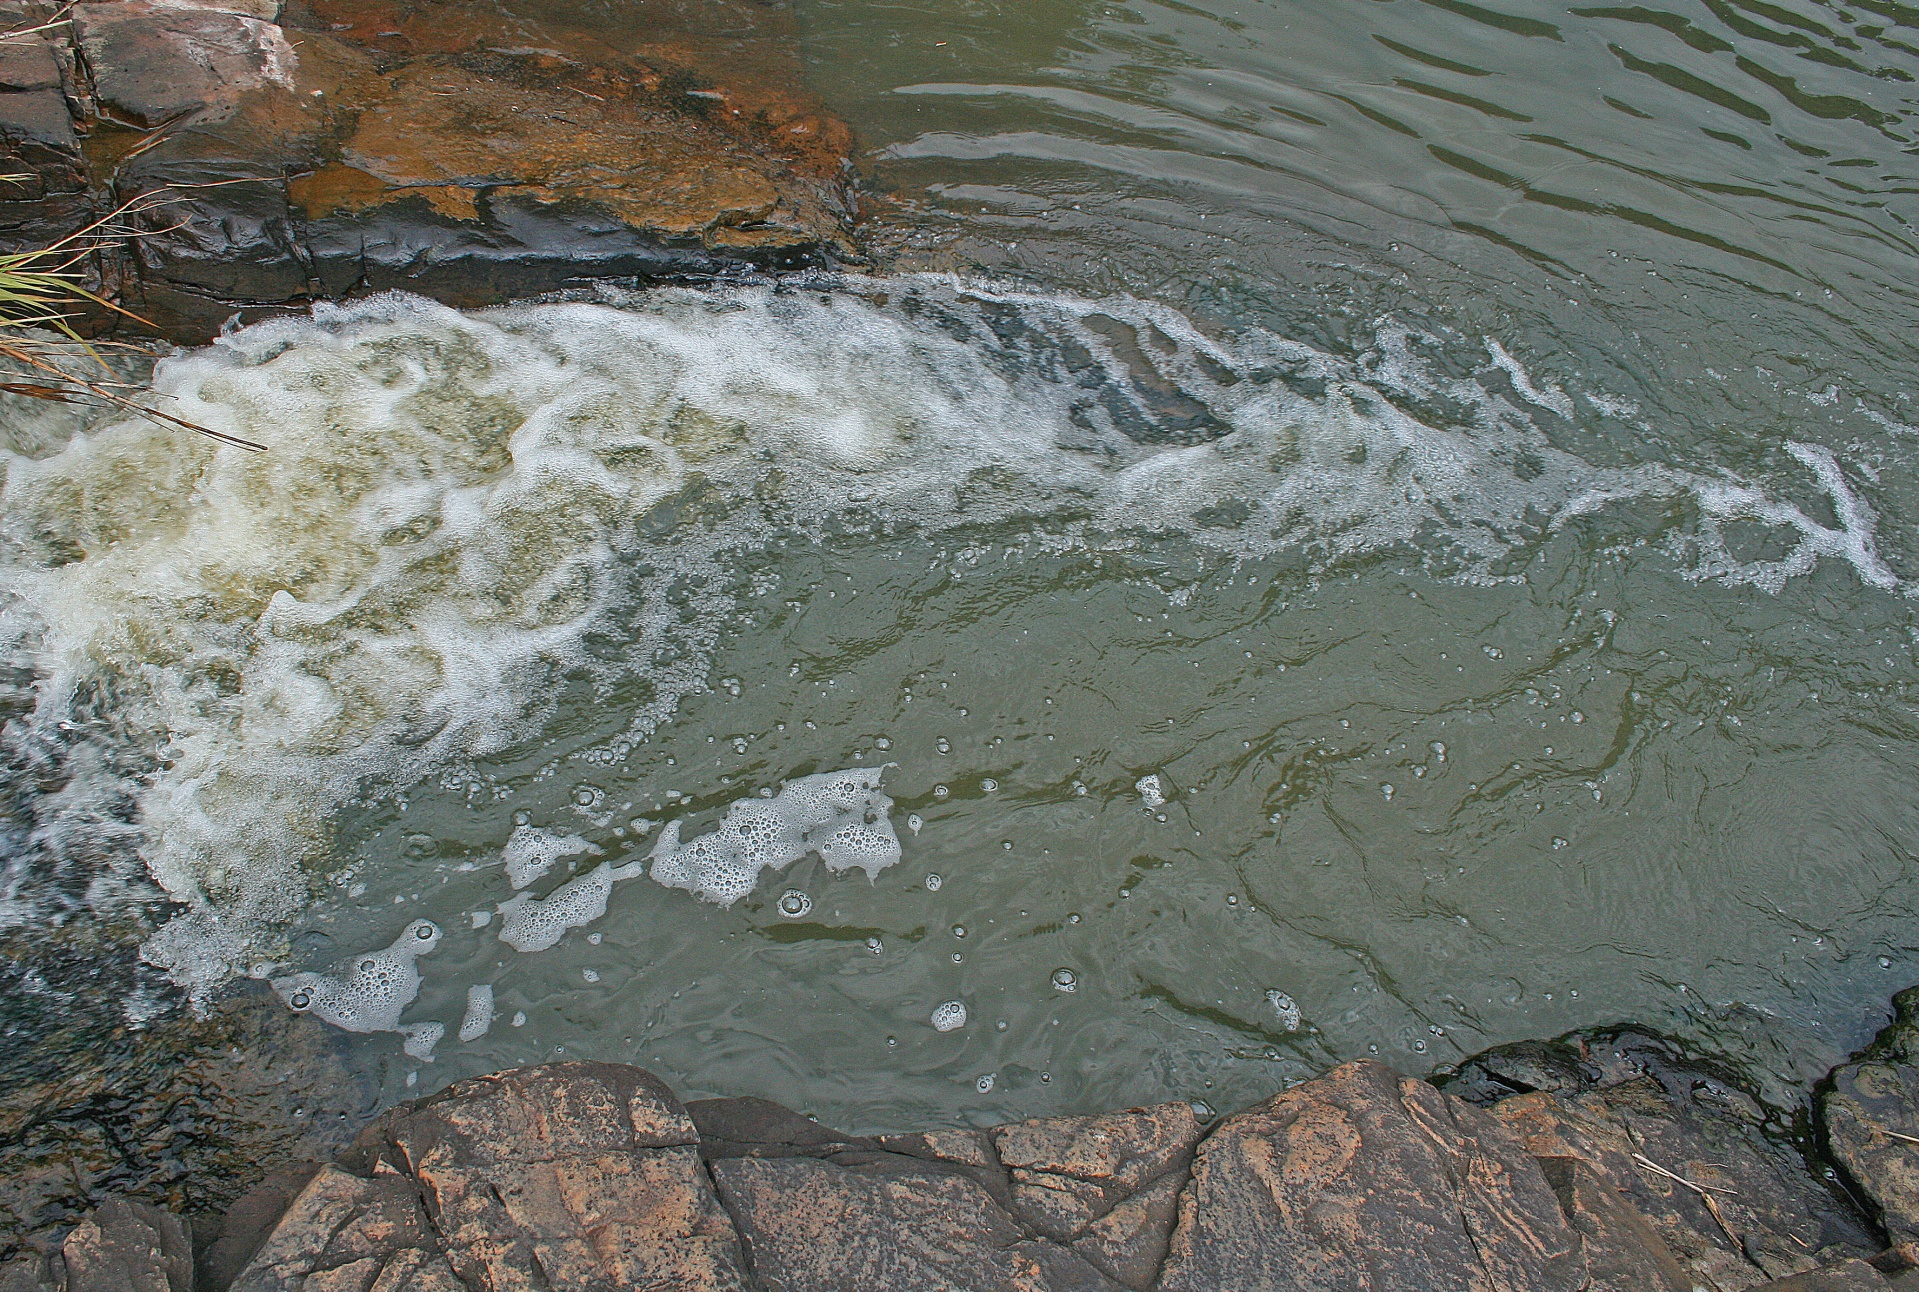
top-left (497, 860), bottom-right (642, 953)
top-left (271, 918), bottom-right (442, 1056)
top-left (503, 826), bottom-right (600, 890)
top-left (649, 767), bottom-right (900, 905)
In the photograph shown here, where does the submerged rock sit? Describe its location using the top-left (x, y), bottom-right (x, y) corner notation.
top-left (0, 0), bottom-right (858, 343)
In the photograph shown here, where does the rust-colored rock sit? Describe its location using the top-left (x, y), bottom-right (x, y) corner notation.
top-left (0, 0), bottom-right (858, 343)
top-left (992, 1102), bottom-right (1201, 1195)
top-left (370, 1061), bottom-right (751, 1292)
top-left (1155, 1058), bottom-right (1587, 1292)
top-left (710, 1154), bottom-right (1125, 1292)
top-left (228, 1164), bottom-right (458, 1292)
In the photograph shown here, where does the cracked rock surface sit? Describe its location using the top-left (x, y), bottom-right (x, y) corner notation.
top-left (21, 1027), bottom-right (1919, 1291)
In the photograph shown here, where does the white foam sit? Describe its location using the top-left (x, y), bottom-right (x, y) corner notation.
top-left (0, 278), bottom-right (1905, 997)
top-left (649, 767), bottom-right (900, 905)
top-left (932, 1000), bottom-right (968, 1032)
top-left (271, 918), bottom-right (441, 1054)
top-left (502, 825), bottom-right (601, 889)
top-left (457, 983), bottom-right (496, 1041)
top-left (1136, 773), bottom-right (1168, 810)
top-left (497, 859), bottom-right (642, 953)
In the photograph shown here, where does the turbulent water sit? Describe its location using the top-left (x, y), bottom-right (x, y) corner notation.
top-left (8, 0), bottom-right (1919, 1131)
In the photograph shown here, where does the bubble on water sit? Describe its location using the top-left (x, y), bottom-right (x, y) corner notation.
top-left (867, 937), bottom-right (884, 954)
top-left (936, 738), bottom-right (951, 754)
top-left (502, 826), bottom-right (601, 890)
top-left (582, 968), bottom-right (600, 983)
top-left (931, 1000), bottom-right (968, 1032)
top-left (925, 873), bottom-right (943, 891)
top-left (1381, 783), bottom-right (1394, 801)
top-left (976, 1073), bottom-right (996, 1093)
top-left (1051, 967), bottom-right (1078, 992)
top-left (1265, 990), bottom-right (1301, 1031)
top-left (458, 984), bottom-right (495, 1042)
top-left (907, 814), bottom-right (923, 835)
top-left (933, 785), bottom-right (950, 801)
top-left (778, 890), bottom-right (813, 918)
top-left (981, 778), bottom-right (998, 792)
top-left (649, 766), bottom-right (900, 905)
top-left (273, 919), bottom-right (441, 1056)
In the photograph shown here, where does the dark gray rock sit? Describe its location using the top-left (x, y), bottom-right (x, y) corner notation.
top-left (0, 39), bottom-right (61, 92)
top-left (1750, 1258), bottom-right (1894, 1290)
top-left (1825, 986), bottom-right (1919, 1244)
top-left (1155, 1058), bottom-right (1587, 1292)
top-left (1497, 1075), bottom-right (1878, 1290)
top-left (73, 2), bottom-right (295, 128)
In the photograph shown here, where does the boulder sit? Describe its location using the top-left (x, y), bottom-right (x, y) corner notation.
top-left (367, 1061), bottom-right (751, 1292)
top-left (1154, 1058), bottom-right (1587, 1292)
top-left (58, 1198), bottom-right (193, 1292)
top-left (1825, 986), bottom-right (1919, 1244)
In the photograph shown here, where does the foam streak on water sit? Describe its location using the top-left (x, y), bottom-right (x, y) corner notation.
top-left (0, 277), bottom-right (1901, 1001)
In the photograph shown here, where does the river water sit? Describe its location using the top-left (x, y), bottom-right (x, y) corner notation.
top-left (6, 0), bottom-right (1919, 1134)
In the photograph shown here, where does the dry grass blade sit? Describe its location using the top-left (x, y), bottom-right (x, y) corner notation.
top-left (0, 188), bottom-right (266, 451)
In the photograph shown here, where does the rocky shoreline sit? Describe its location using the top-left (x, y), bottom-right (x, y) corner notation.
top-left (11, 992), bottom-right (1919, 1290)
top-left (0, 0), bottom-right (860, 344)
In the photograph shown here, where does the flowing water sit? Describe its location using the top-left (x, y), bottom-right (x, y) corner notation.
top-left (8, 0), bottom-right (1919, 1136)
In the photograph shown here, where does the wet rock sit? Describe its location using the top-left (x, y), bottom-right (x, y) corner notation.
top-left (1155, 1059), bottom-right (1586, 1292)
top-left (59, 1198), bottom-right (193, 1292)
top-left (1749, 1258), bottom-right (1897, 1290)
top-left (1825, 986), bottom-right (1919, 1243)
top-left (710, 1155), bottom-right (1123, 1292)
top-left (1445, 1037), bottom-right (1605, 1106)
top-left (1494, 1068), bottom-right (1878, 1289)
top-left (0, 971), bottom-right (361, 1268)
top-left (0, 0), bottom-right (859, 342)
top-left (369, 1061), bottom-right (751, 1292)
top-left (191, 1163), bottom-right (323, 1292)
top-left (227, 1164), bottom-right (457, 1292)
top-left (0, 1256), bottom-right (56, 1292)
top-left (991, 1103), bottom-right (1201, 1196)
top-left (1070, 1171), bottom-right (1183, 1291)
top-left (74, 1), bottom-right (297, 129)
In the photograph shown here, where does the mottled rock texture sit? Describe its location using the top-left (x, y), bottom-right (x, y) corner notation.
top-left (1479, 1031), bottom-right (1881, 1291)
top-left (0, 0), bottom-right (857, 342)
top-left (15, 1032), bottom-right (1914, 1292)
top-left (1826, 986), bottom-right (1919, 1245)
